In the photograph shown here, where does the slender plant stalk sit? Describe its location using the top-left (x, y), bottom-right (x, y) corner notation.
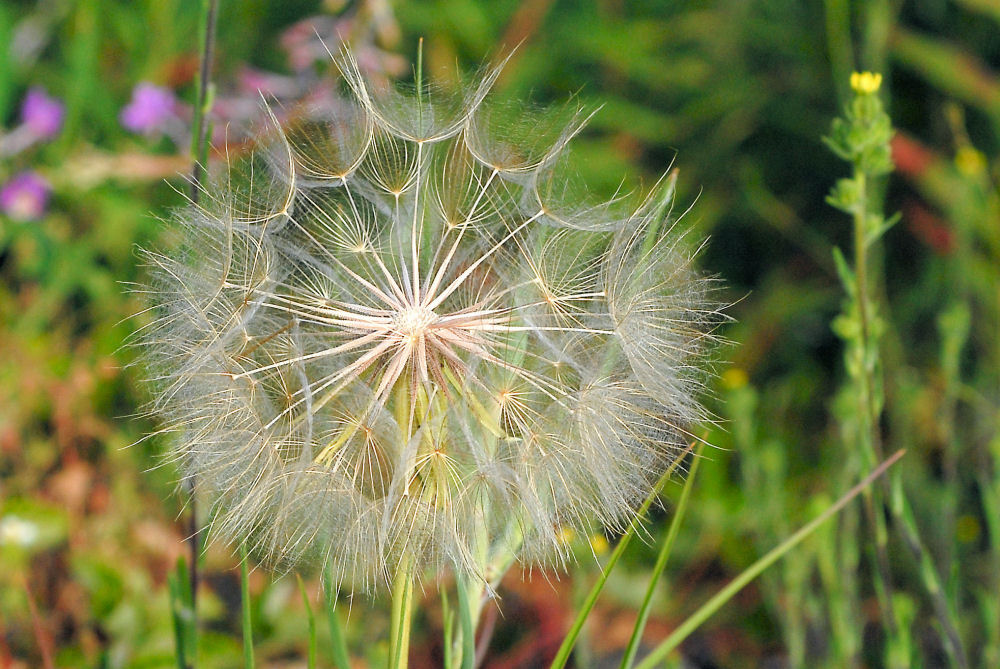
top-left (850, 166), bottom-right (900, 645)
top-left (168, 557), bottom-right (197, 669)
top-left (189, 0), bottom-right (219, 201)
top-left (23, 579), bottom-right (55, 669)
top-left (633, 449), bottom-right (906, 669)
top-left (620, 443), bottom-right (704, 669)
top-left (548, 442), bottom-right (695, 669)
top-left (886, 475), bottom-right (968, 667)
top-left (184, 483), bottom-right (200, 664)
top-left (167, 566), bottom-right (188, 669)
top-left (183, 2), bottom-right (219, 661)
top-left (388, 558), bottom-right (415, 669)
top-left (848, 124), bottom-right (968, 669)
top-left (240, 544), bottom-right (254, 669)
top-left (826, 73), bottom-right (969, 666)
top-left (388, 376), bottom-right (416, 669)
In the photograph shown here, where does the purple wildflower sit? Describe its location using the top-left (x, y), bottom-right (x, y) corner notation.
top-left (120, 82), bottom-right (177, 134)
top-left (1, 172), bottom-right (50, 221)
top-left (20, 88), bottom-right (64, 140)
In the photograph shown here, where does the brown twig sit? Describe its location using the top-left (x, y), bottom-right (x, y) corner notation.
top-left (23, 580), bottom-right (55, 669)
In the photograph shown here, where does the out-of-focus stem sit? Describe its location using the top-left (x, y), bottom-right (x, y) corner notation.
top-left (851, 132), bottom-right (969, 669)
top-left (185, 1), bottom-right (219, 657)
top-left (851, 169), bottom-right (900, 645)
top-left (823, 0), bottom-right (852, 105)
top-left (190, 0), bottom-right (219, 200)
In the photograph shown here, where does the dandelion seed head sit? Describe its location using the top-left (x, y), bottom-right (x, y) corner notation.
top-left (139, 49), bottom-right (723, 591)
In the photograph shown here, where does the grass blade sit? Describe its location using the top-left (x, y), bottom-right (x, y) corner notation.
top-left (620, 443), bottom-right (704, 668)
top-left (548, 442), bottom-right (696, 669)
top-left (296, 575), bottom-right (317, 669)
top-left (441, 589), bottom-right (455, 669)
top-left (167, 565), bottom-right (187, 669)
top-left (323, 562), bottom-right (352, 669)
top-left (456, 576), bottom-right (476, 669)
top-left (168, 557), bottom-right (194, 669)
top-left (634, 449), bottom-right (906, 669)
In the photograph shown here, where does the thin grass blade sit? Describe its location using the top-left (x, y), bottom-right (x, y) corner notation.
top-left (322, 562), bottom-right (352, 669)
top-left (456, 576), bottom-right (476, 669)
top-left (548, 442), bottom-right (695, 669)
top-left (620, 443), bottom-right (704, 668)
top-left (296, 574), bottom-right (317, 669)
top-left (634, 449), bottom-right (905, 669)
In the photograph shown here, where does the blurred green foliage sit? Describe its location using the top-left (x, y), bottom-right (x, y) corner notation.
top-left (1, 0), bottom-right (998, 667)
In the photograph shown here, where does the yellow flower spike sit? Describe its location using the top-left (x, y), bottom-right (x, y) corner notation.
top-left (850, 71), bottom-right (883, 95)
top-left (559, 527), bottom-right (576, 545)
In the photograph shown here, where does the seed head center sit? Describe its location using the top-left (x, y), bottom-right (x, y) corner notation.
top-left (393, 305), bottom-right (438, 339)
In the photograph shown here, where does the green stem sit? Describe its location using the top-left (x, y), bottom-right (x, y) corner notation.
top-left (852, 156), bottom-right (969, 669)
top-left (167, 559), bottom-right (190, 669)
top-left (240, 544), bottom-right (254, 669)
top-left (852, 168), bottom-right (900, 645)
top-left (183, 3), bottom-right (218, 660)
top-left (887, 472), bottom-right (969, 667)
top-left (189, 0), bottom-right (219, 200)
top-left (634, 450), bottom-right (905, 669)
top-left (441, 590), bottom-right (455, 669)
top-left (852, 170), bottom-right (882, 463)
top-left (389, 558), bottom-right (415, 669)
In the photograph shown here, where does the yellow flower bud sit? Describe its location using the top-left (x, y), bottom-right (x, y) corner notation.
top-left (850, 71), bottom-right (882, 95)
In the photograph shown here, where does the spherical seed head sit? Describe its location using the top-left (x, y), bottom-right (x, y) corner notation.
top-left (139, 50), bottom-right (722, 591)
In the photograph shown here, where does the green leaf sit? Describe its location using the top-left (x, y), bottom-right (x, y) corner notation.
top-left (831, 247), bottom-right (856, 295)
top-left (322, 562), bottom-right (352, 669)
top-left (865, 211), bottom-right (901, 246)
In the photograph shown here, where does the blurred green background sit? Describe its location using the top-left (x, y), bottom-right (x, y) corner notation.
top-left (1, 0), bottom-right (998, 667)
